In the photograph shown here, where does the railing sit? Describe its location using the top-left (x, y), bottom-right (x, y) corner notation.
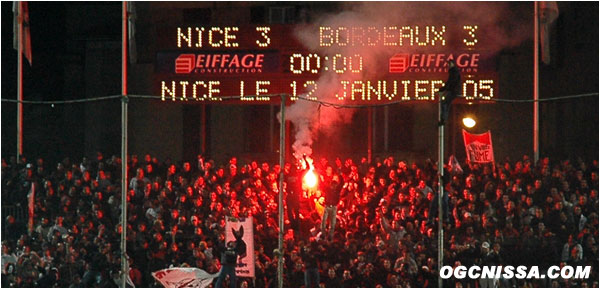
top-left (1, 205), bottom-right (26, 224)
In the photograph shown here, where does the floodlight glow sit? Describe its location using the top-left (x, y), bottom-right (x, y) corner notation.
top-left (462, 117), bottom-right (476, 128)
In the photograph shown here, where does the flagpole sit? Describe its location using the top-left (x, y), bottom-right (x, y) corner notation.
top-left (384, 106), bottom-right (389, 152)
top-left (534, 1), bottom-right (540, 163)
top-left (367, 107), bottom-right (373, 163)
top-left (277, 94), bottom-right (286, 288)
top-left (121, 1), bottom-right (129, 288)
top-left (437, 98), bottom-right (444, 288)
top-left (17, 2), bottom-right (23, 157)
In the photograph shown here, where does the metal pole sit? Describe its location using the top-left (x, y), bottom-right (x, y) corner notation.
top-left (201, 104), bottom-right (206, 155)
top-left (437, 98), bottom-right (444, 288)
top-left (384, 106), bottom-right (389, 152)
top-left (367, 108), bottom-right (373, 163)
top-left (533, 1), bottom-right (540, 163)
top-left (285, 121), bottom-right (291, 160)
top-left (451, 105), bottom-right (457, 157)
top-left (277, 94), bottom-right (286, 288)
top-left (17, 2), bottom-right (23, 157)
top-left (372, 108), bottom-right (376, 158)
top-left (120, 96), bottom-right (129, 289)
top-left (121, 2), bottom-right (128, 287)
top-left (270, 105), bottom-right (275, 152)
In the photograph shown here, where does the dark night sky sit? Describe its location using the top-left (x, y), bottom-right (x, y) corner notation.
top-left (2, 2), bottom-right (122, 164)
top-left (2, 2), bottom-right (121, 101)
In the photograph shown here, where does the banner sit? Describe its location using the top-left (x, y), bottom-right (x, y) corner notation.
top-left (225, 216), bottom-right (255, 277)
top-left (152, 267), bottom-right (219, 288)
top-left (462, 129), bottom-right (495, 163)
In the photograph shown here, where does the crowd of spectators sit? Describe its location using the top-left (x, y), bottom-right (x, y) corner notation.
top-left (1, 152), bottom-right (598, 287)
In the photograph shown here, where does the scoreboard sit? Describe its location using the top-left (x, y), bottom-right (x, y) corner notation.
top-left (154, 24), bottom-right (498, 104)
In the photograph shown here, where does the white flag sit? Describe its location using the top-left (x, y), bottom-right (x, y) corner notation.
top-left (127, 2), bottom-right (137, 64)
top-left (152, 267), bottom-right (219, 288)
top-left (225, 216), bottom-right (255, 277)
top-left (448, 155), bottom-right (463, 175)
top-left (539, 1), bottom-right (559, 64)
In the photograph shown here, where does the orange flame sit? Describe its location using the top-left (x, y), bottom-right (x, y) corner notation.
top-left (301, 156), bottom-right (318, 189)
top-left (304, 168), bottom-right (318, 189)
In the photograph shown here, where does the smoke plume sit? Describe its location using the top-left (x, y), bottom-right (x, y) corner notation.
top-left (280, 2), bottom-right (531, 159)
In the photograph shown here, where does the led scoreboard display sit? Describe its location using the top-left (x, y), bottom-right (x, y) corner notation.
top-left (155, 24), bottom-right (498, 103)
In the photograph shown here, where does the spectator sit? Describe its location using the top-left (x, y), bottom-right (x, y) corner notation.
top-left (341, 269), bottom-right (354, 288)
top-left (300, 242), bottom-right (320, 288)
top-left (321, 172), bottom-right (342, 241)
top-left (4, 216), bottom-right (23, 242)
top-left (215, 226), bottom-right (246, 288)
top-left (0, 153), bottom-right (597, 287)
top-left (1, 243), bottom-right (17, 275)
top-left (129, 168), bottom-right (150, 195)
top-left (323, 267), bottom-right (341, 287)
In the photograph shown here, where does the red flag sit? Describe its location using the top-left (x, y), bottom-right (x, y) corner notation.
top-left (13, 2), bottom-right (32, 65)
top-left (28, 182), bottom-right (35, 233)
top-left (462, 130), bottom-right (495, 163)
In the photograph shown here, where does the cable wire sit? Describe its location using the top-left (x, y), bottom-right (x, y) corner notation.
top-left (491, 93), bottom-right (598, 103)
top-left (1, 92), bottom-right (596, 106)
top-left (294, 92), bottom-right (598, 109)
top-left (1, 95), bottom-right (122, 104)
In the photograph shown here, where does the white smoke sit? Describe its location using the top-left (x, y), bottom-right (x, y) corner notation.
top-left (279, 2), bottom-right (531, 159)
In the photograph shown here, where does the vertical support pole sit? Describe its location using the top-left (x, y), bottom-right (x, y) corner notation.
top-left (384, 106), bottom-right (389, 152)
top-left (437, 99), bottom-right (444, 288)
top-left (367, 107), bottom-right (373, 163)
top-left (277, 95), bottom-right (286, 288)
top-left (121, 2), bottom-right (128, 288)
top-left (201, 104), bottom-right (206, 155)
top-left (270, 105), bottom-right (275, 152)
top-left (373, 108), bottom-right (377, 157)
top-left (120, 96), bottom-right (128, 289)
top-left (285, 121), bottom-right (291, 160)
top-left (17, 2), bottom-right (23, 157)
top-left (451, 105), bottom-right (457, 157)
top-left (534, 1), bottom-right (540, 163)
